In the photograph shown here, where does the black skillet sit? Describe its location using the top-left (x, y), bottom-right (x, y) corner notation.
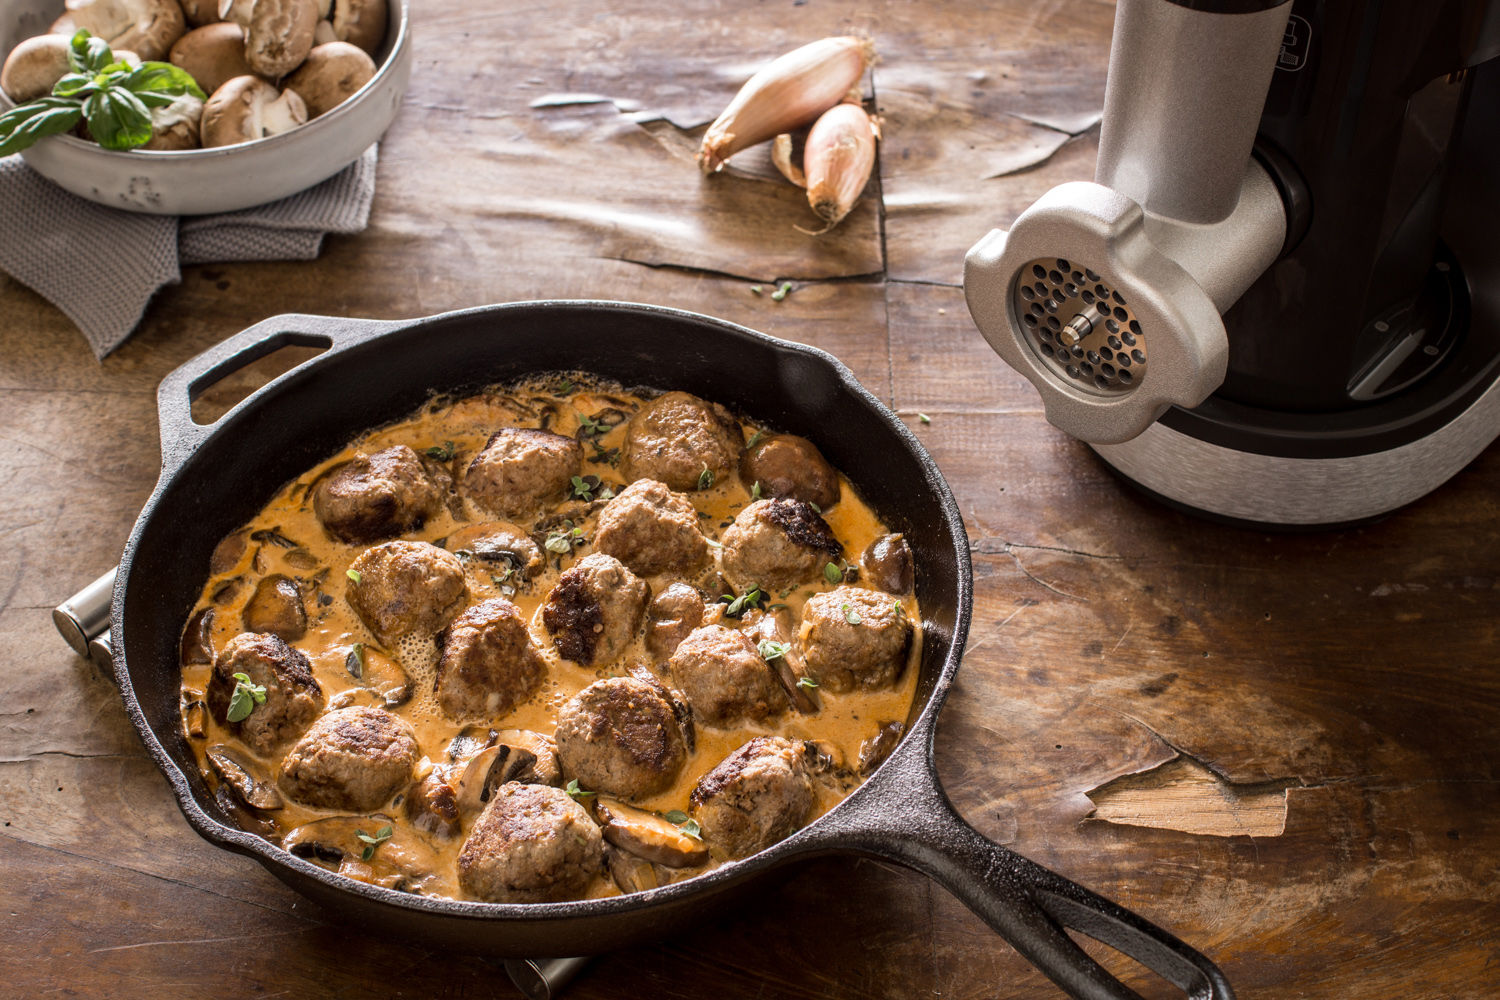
top-left (113, 301), bottom-right (1234, 1000)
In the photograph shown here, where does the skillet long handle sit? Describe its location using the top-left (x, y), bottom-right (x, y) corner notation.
top-left (808, 755), bottom-right (1234, 1000)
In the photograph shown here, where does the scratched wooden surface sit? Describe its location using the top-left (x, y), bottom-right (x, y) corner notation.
top-left (3, 1), bottom-right (1498, 998)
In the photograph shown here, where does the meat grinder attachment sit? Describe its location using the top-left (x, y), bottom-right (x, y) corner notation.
top-left (965, 0), bottom-right (1293, 445)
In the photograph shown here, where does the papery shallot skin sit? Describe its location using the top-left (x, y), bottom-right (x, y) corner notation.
top-left (804, 102), bottom-right (879, 229)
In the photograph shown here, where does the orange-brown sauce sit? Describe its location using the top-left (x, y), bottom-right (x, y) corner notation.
top-left (179, 377), bottom-right (921, 901)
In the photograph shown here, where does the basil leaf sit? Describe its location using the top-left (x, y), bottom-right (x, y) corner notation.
top-left (51, 73), bottom-right (97, 98)
top-left (0, 99), bottom-right (83, 158)
top-left (83, 87), bottom-right (152, 151)
top-left (118, 62), bottom-right (206, 101)
top-left (69, 31), bottom-right (114, 74)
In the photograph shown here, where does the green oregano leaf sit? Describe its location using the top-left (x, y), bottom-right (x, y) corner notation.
top-left (225, 671), bottom-right (267, 723)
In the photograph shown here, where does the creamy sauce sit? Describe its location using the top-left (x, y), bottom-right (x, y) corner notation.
top-left (180, 377), bottom-right (921, 901)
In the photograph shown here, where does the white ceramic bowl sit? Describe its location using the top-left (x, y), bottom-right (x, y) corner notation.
top-left (0, 0), bottom-right (410, 214)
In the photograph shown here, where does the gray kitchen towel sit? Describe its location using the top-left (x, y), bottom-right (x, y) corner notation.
top-left (0, 144), bottom-right (378, 357)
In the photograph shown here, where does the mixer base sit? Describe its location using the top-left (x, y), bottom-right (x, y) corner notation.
top-left (1091, 371), bottom-right (1500, 529)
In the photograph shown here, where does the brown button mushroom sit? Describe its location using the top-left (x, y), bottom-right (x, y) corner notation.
top-left (1, 34), bottom-right (73, 102)
top-left (67, 0), bottom-right (187, 62)
top-left (315, 0), bottom-right (386, 54)
top-left (739, 433), bottom-right (841, 511)
top-left (202, 75), bottom-right (307, 147)
top-left (594, 798), bottom-right (709, 868)
top-left (141, 92), bottom-right (204, 150)
top-left (170, 22), bottom-right (256, 97)
top-left (861, 533), bottom-right (914, 595)
top-left (179, 0), bottom-right (222, 26)
top-left (221, 0), bottom-right (319, 78)
top-left (280, 37), bottom-right (363, 108)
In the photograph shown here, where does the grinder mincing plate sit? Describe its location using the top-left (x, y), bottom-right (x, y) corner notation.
top-left (965, 0), bottom-right (1500, 528)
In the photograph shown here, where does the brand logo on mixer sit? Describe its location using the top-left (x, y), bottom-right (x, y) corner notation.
top-left (1277, 15), bottom-right (1312, 73)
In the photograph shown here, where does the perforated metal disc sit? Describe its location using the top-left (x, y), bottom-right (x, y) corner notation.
top-left (1013, 257), bottom-right (1147, 395)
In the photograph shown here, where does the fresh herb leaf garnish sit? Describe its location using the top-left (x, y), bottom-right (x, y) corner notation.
top-left (749, 285), bottom-right (763, 296)
top-left (746, 430), bottom-right (765, 451)
top-left (824, 562), bottom-right (842, 585)
top-left (597, 484), bottom-right (615, 500)
top-left (918, 413), bottom-right (932, 424)
top-left (356, 825), bottom-right (394, 861)
top-left (664, 810), bottom-right (690, 824)
top-left (893, 600), bottom-right (906, 618)
top-left (771, 281), bottom-right (793, 302)
top-left (751, 481), bottom-right (763, 501)
top-left (565, 778), bottom-right (594, 801)
top-left (679, 818), bottom-right (703, 840)
top-left (0, 31), bottom-right (204, 156)
top-left (697, 464), bottom-right (715, 490)
top-left (758, 639), bottom-right (791, 661)
top-left (841, 602), bottom-right (862, 625)
top-left (809, 501), bottom-right (822, 514)
top-left (570, 475), bottom-right (595, 501)
top-left (544, 524), bottom-right (585, 555)
top-left (721, 587), bottom-right (764, 618)
top-left (226, 672), bottom-right (267, 723)
top-left (425, 441), bottom-right (456, 461)
top-left (345, 643), bottom-right (365, 679)
top-left (556, 379), bottom-right (576, 395)
top-left (797, 677), bottom-right (819, 690)
top-left (587, 441), bottom-right (622, 467)
top-left (576, 412), bottom-right (607, 436)
top-left (346, 568), bottom-right (363, 584)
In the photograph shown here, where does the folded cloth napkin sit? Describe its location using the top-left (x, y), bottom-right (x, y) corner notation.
top-left (0, 144), bottom-right (378, 358)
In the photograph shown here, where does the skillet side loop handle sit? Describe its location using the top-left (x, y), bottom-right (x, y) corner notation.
top-left (812, 757), bottom-right (1234, 1000)
top-left (154, 313), bottom-right (402, 471)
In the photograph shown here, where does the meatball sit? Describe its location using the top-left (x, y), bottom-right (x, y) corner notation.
top-left (554, 677), bottom-right (687, 798)
top-left (457, 783), bottom-right (604, 903)
top-left (739, 434), bottom-right (840, 510)
top-left (207, 632), bottom-right (324, 757)
top-left (720, 498), bottom-right (842, 592)
top-left (278, 706), bottom-right (421, 812)
top-left (799, 587), bottom-right (913, 692)
top-left (593, 479), bottom-right (708, 577)
top-left (667, 624), bottom-right (787, 727)
top-left (346, 540), bottom-right (468, 646)
top-left (540, 553), bottom-right (648, 666)
top-left (689, 737), bottom-right (815, 860)
top-left (646, 582), bottom-right (705, 663)
top-left (313, 445), bottom-right (445, 544)
top-left (623, 391), bottom-right (744, 491)
top-left (462, 427), bottom-right (583, 519)
top-left (435, 599), bottom-right (546, 721)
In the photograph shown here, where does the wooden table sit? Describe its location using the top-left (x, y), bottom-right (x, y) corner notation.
top-left (3, 2), bottom-right (1497, 997)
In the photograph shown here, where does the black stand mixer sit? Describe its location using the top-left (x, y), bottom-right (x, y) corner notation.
top-left (966, 0), bottom-right (1500, 529)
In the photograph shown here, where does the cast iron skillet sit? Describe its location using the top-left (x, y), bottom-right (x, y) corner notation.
top-left (113, 302), bottom-right (1234, 1000)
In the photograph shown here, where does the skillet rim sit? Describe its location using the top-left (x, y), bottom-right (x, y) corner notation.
top-left (110, 299), bottom-right (975, 924)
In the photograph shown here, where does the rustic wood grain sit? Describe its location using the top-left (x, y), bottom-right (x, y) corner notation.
top-left (4, 0), bottom-right (1500, 998)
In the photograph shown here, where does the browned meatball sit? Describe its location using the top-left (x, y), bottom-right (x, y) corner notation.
top-left (720, 499), bottom-right (842, 592)
top-left (457, 783), bottom-right (604, 903)
top-left (540, 553), bottom-right (648, 666)
top-left (462, 427), bottom-right (583, 519)
top-left (554, 677), bottom-right (687, 798)
top-left (593, 478), bottom-right (708, 577)
top-left (278, 706), bottom-right (421, 812)
top-left (623, 391), bottom-right (743, 491)
top-left (346, 541), bottom-right (467, 646)
top-left (313, 445), bottom-right (445, 544)
top-left (646, 582), bottom-right (705, 663)
top-left (799, 587), bottom-right (913, 692)
top-left (689, 737), bottom-right (815, 860)
top-left (739, 434), bottom-right (840, 510)
top-left (435, 599), bottom-right (546, 721)
top-left (207, 632), bottom-right (324, 757)
top-left (667, 624), bottom-right (787, 727)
